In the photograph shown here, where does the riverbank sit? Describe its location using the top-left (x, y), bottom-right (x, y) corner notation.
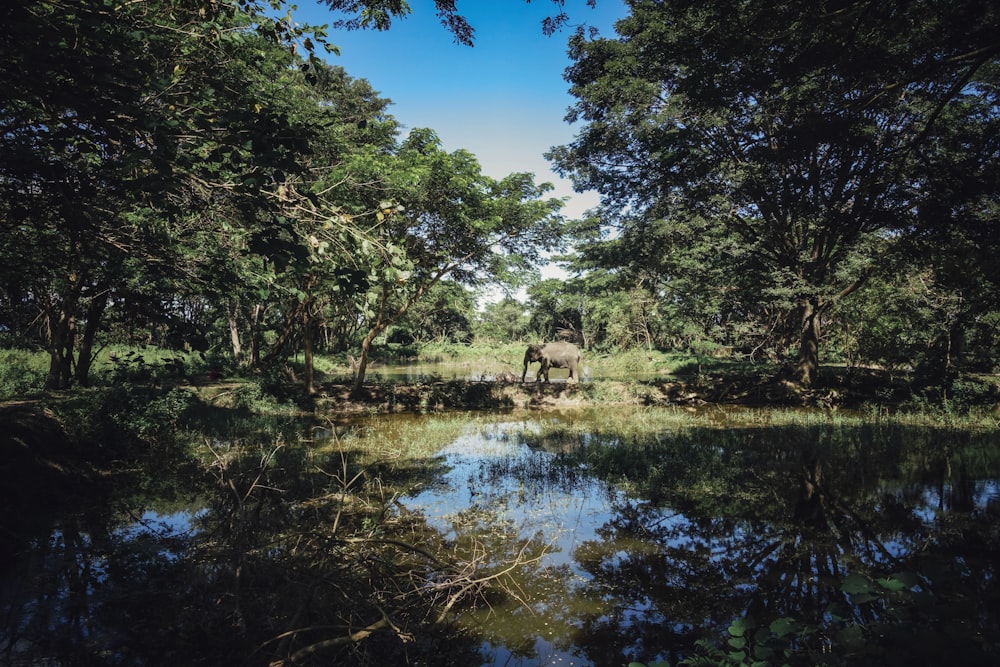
top-left (4, 362), bottom-right (999, 427)
top-left (298, 366), bottom-right (993, 416)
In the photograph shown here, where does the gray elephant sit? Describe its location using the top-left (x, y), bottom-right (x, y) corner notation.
top-left (522, 342), bottom-right (581, 383)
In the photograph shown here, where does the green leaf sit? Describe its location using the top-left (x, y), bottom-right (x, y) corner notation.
top-left (836, 625), bottom-right (866, 649)
top-left (728, 637), bottom-right (746, 649)
top-left (728, 617), bottom-right (754, 637)
top-left (877, 576), bottom-right (907, 592)
top-left (841, 573), bottom-right (871, 595)
top-left (769, 617), bottom-right (796, 638)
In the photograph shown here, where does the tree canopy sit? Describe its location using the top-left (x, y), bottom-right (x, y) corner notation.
top-left (2, 0), bottom-right (999, 395)
top-left (0, 0), bottom-right (566, 390)
top-left (550, 0), bottom-right (1000, 384)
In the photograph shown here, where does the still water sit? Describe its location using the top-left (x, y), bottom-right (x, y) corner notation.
top-left (2, 406), bottom-right (999, 665)
top-left (399, 411), bottom-right (1000, 666)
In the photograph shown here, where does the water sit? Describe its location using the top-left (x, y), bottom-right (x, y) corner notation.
top-left (3, 408), bottom-right (999, 665)
top-left (393, 414), bottom-right (1000, 665)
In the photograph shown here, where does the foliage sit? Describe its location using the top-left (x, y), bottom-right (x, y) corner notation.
top-left (388, 280), bottom-right (477, 344)
top-left (525, 278), bottom-right (585, 342)
top-left (1, 0), bottom-right (997, 401)
top-left (340, 128), bottom-right (565, 393)
top-left (0, 0), bottom-right (568, 398)
top-left (477, 297), bottom-right (533, 343)
top-left (0, 350), bottom-right (46, 401)
top-left (550, 0), bottom-right (1000, 385)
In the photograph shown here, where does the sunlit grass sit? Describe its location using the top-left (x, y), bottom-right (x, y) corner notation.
top-left (514, 403), bottom-right (1000, 443)
top-left (313, 412), bottom-right (488, 462)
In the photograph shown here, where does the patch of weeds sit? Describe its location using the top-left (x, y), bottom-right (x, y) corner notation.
top-left (230, 381), bottom-right (269, 412)
top-left (49, 385), bottom-right (200, 462)
top-left (899, 375), bottom-right (1000, 426)
top-left (578, 379), bottom-right (641, 404)
top-left (0, 349), bottom-right (46, 400)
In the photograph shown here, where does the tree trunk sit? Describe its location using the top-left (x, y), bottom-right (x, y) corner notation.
top-left (797, 298), bottom-right (821, 387)
top-left (259, 298), bottom-right (312, 368)
top-left (249, 303), bottom-right (262, 367)
top-left (46, 304), bottom-right (76, 390)
top-left (228, 302), bottom-right (243, 365)
top-left (74, 289), bottom-right (109, 387)
top-left (351, 329), bottom-right (378, 398)
top-left (302, 302), bottom-right (315, 395)
top-left (349, 271), bottom-right (450, 398)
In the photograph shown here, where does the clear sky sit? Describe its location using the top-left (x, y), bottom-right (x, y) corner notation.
top-left (291, 0), bottom-right (628, 221)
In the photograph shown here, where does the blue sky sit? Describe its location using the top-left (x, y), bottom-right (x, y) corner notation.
top-left (291, 0), bottom-right (628, 220)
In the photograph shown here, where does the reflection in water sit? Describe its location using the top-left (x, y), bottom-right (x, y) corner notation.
top-left (2, 409), bottom-right (999, 665)
top-left (400, 414), bottom-right (1000, 666)
top-left (406, 423), bottom-right (630, 666)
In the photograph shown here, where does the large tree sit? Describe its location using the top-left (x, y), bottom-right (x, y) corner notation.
top-left (333, 129), bottom-right (565, 395)
top-left (0, 0), bottom-right (325, 387)
top-left (550, 0), bottom-right (1000, 385)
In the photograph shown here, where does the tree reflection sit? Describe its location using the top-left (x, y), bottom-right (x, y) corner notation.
top-left (548, 423), bottom-right (1000, 665)
top-left (5, 408), bottom-right (999, 666)
top-left (0, 421), bottom-right (531, 666)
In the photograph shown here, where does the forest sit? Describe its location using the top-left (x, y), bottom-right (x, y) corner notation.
top-left (1, 0), bottom-right (998, 404)
top-left (3, 3), bottom-right (1000, 666)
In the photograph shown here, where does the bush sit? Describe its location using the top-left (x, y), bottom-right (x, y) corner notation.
top-left (0, 350), bottom-right (46, 400)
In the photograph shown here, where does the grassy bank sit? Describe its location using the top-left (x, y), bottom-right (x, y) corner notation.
top-left (3, 344), bottom-right (999, 423)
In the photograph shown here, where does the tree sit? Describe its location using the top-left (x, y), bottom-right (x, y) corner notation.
top-left (477, 297), bottom-right (531, 343)
top-left (1, 0), bottom-right (583, 393)
top-left (0, 0), bottom-right (326, 387)
top-left (337, 129), bottom-right (565, 395)
top-left (525, 278), bottom-right (584, 343)
top-left (213, 58), bottom-right (403, 391)
top-left (550, 0), bottom-right (1000, 385)
top-left (389, 280), bottom-right (476, 344)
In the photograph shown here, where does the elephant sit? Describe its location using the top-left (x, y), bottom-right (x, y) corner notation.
top-left (522, 342), bottom-right (581, 383)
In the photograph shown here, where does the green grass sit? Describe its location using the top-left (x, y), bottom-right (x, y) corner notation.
top-left (314, 412), bottom-right (483, 463)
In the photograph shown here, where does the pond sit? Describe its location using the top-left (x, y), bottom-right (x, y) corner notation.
top-left (2, 406), bottom-right (999, 666)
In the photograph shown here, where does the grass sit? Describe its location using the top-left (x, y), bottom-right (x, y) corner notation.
top-left (317, 412), bottom-right (482, 460)
top-left (4, 343), bottom-right (998, 428)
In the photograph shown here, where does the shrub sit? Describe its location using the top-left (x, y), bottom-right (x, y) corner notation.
top-left (0, 350), bottom-right (46, 400)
